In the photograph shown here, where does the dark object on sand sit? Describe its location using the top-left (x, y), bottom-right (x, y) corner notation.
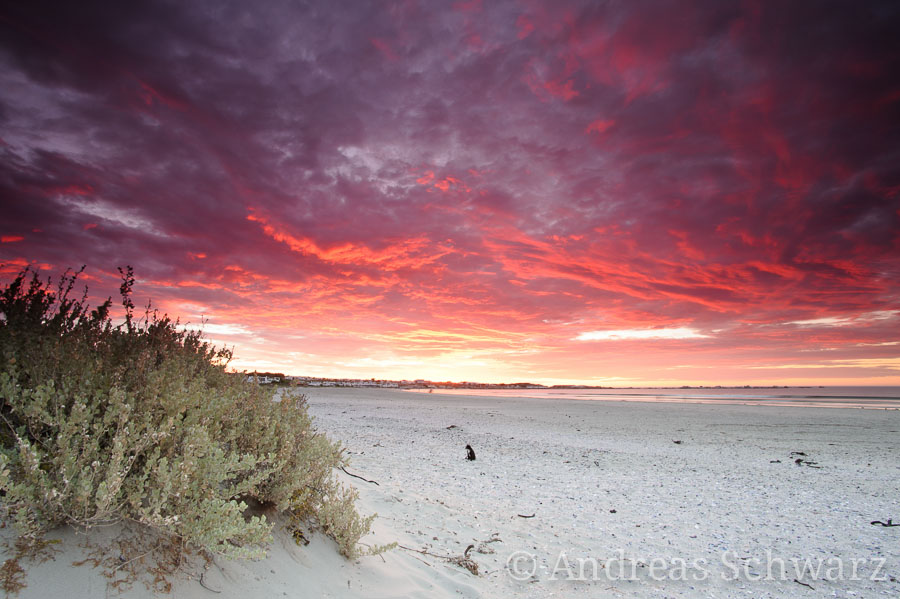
top-left (673, 440), bottom-right (683, 444)
top-left (465, 444), bottom-right (476, 461)
top-left (446, 425), bottom-right (458, 429)
top-left (871, 519), bottom-right (899, 527)
top-left (791, 452), bottom-right (821, 468)
top-left (340, 466), bottom-right (379, 486)
top-left (518, 513), bottom-right (535, 518)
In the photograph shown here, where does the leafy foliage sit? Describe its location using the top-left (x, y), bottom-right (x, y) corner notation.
top-left (0, 267), bottom-right (378, 567)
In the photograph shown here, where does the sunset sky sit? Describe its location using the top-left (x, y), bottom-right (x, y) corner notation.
top-left (2, 0), bottom-right (899, 386)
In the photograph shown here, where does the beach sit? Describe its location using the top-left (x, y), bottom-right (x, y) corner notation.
top-left (5, 387), bottom-right (899, 598)
top-left (307, 388), bottom-right (900, 597)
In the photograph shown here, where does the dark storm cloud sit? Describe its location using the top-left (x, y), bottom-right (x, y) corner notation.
top-left (1, 0), bottom-right (898, 382)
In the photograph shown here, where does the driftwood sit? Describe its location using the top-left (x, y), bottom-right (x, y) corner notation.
top-left (398, 543), bottom-right (480, 575)
top-left (517, 513), bottom-right (535, 518)
top-left (397, 534), bottom-right (500, 576)
top-left (448, 545), bottom-right (479, 575)
top-left (793, 579), bottom-right (815, 590)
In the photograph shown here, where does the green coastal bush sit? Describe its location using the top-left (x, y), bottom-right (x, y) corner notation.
top-left (0, 267), bottom-right (379, 565)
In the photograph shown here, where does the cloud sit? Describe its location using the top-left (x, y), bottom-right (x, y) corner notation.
top-left (575, 328), bottom-right (710, 341)
top-left (748, 358), bottom-right (900, 371)
top-left (788, 317), bottom-right (856, 328)
top-left (788, 311), bottom-right (898, 327)
top-left (1, 0), bottom-right (898, 384)
top-left (58, 196), bottom-right (163, 235)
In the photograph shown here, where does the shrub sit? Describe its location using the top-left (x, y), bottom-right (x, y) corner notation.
top-left (0, 267), bottom-right (378, 567)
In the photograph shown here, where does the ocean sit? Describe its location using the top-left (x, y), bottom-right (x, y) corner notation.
top-left (405, 386), bottom-right (900, 409)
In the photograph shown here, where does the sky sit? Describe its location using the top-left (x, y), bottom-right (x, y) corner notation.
top-left (1, 0), bottom-right (899, 387)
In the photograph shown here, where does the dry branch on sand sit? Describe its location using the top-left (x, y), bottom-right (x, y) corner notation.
top-left (399, 533), bottom-right (501, 576)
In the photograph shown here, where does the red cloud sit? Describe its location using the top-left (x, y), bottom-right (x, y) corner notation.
top-left (1, 0), bottom-right (897, 385)
top-left (585, 119), bottom-right (614, 135)
top-left (370, 38), bottom-right (398, 61)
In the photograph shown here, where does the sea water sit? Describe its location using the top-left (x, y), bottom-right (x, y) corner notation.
top-left (406, 386), bottom-right (900, 409)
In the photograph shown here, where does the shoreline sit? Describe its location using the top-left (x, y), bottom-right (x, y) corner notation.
top-left (400, 386), bottom-right (900, 410)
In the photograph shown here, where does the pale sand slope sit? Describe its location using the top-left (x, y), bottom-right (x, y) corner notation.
top-left (1, 518), bottom-right (479, 599)
top-left (5, 387), bottom-right (898, 598)
top-left (304, 388), bottom-right (900, 598)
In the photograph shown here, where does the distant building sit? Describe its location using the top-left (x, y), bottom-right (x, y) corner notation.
top-left (247, 372), bottom-right (285, 384)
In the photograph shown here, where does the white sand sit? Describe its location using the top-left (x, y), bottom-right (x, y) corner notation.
top-left (5, 387), bottom-right (899, 597)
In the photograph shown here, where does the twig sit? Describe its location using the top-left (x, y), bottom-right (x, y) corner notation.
top-left (398, 543), bottom-right (478, 572)
top-left (111, 543), bottom-right (158, 574)
top-left (870, 519), bottom-right (899, 527)
top-left (517, 513), bottom-right (535, 518)
top-left (357, 542), bottom-right (387, 562)
top-left (475, 534), bottom-right (503, 554)
top-left (398, 545), bottom-right (454, 560)
top-left (198, 571), bottom-right (221, 594)
top-left (793, 579), bottom-right (815, 590)
top-left (340, 466), bottom-right (380, 485)
top-left (398, 539), bottom-right (488, 576)
top-left (407, 554), bottom-right (433, 568)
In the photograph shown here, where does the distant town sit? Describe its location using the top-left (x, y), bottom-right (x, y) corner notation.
top-left (245, 373), bottom-right (550, 388)
top-left (243, 372), bottom-right (807, 390)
